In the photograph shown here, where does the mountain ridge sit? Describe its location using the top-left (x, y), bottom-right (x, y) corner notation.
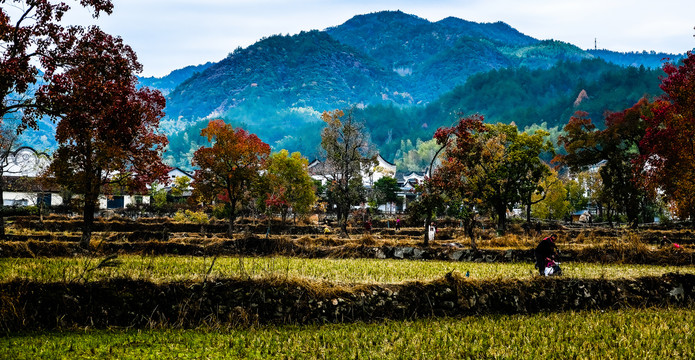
top-left (154, 10), bottom-right (680, 124)
top-left (18, 10), bottom-right (687, 169)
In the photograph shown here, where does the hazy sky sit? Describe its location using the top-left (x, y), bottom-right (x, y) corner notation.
top-left (64, 0), bottom-right (695, 77)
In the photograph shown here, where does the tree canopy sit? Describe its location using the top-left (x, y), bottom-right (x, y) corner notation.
top-left (638, 52), bottom-right (695, 220)
top-left (39, 26), bottom-right (168, 246)
top-left (1, 0), bottom-right (113, 132)
top-left (259, 149), bottom-right (317, 224)
top-left (191, 119), bottom-right (270, 235)
top-left (320, 109), bottom-right (376, 233)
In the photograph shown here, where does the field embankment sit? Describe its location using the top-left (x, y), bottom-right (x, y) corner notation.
top-left (1, 272), bottom-right (693, 332)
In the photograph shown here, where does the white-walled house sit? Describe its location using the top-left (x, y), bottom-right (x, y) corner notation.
top-left (1, 147), bottom-right (59, 207)
top-left (0, 147), bottom-right (198, 210)
top-left (308, 154), bottom-right (396, 187)
top-left (309, 153), bottom-right (430, 213)
top-left (165, 167), bottom-right (194, 197)
top-left (365, 154), bottom-right (397, 187)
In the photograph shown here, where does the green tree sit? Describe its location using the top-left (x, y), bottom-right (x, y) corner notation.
top-left (394, 138), bottom-right (441, 172)
top-left (477, 123), bottom-right (553, 232)
top-left (565, 175), bottom-right (589, 215)
top-left (261, 149), bottom-right (317, 224)
top-left (371, 176), bottom-right (400, 213)
top-left (320, 109), bottom-right (376, 234)
top-left (170, 176), bottom-right (191, 198)
top-left (532, 169), bottom-right (569, 220)
top-left (149, 182), bottom-right (168, 211)
top-left (434, 117), bottom-right (553, 234)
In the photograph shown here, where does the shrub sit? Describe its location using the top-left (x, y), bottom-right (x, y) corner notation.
top-left (173, 210), bottom-right (209, 224)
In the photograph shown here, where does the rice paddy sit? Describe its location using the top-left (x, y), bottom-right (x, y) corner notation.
top-left (2, 255), bottom-right (694, 284)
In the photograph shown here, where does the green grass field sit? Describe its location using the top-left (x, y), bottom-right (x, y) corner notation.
top-left (3, 308), bottom-right (693, 359)
top-left (2, 255), bottom-right (694, 284)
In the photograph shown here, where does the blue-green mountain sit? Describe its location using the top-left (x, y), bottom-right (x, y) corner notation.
top-left (158, 11), bottom-right (681, 168)
top-left (20, 11), bottom-right (688, 168)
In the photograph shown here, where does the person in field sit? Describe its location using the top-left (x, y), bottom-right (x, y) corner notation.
top-left (534, 233), bottom-right (561, 276)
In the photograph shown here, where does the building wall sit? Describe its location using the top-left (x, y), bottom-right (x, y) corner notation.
top-left (3, 192), bottom-right (63, 207)
top-left (98, 195), bottom-right (150, 210)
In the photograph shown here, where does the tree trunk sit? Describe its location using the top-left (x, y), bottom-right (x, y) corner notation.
top-left (0, 174), bottom-right (5, 238)
top-left (81, 197), bottom-right (97, 248)
top-left (227, 203), bottom-right (236, 238)
top-left (266, 215), bottom-right (271, 239)
top-left (339, 206), bottom-right (348, 236)
top-left (424, 213), bottom-right (432, 246)
top-left (464, 216), bottom-right (476, 250)
top-left (497, 206), bottom-right (507, 234)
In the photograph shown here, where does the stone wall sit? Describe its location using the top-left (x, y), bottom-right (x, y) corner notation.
top-left (2, 273), bottom-right (693, 332)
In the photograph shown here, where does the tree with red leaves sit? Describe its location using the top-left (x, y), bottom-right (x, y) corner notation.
top-left (191, 120), bottom-right (271, 236)
top-left (1, 0), bottom-right (113, 131)
top-left (639, 52), bottom-right (695, 220)
top-left (429, 114), bottom-right (487, 245)
top-left (1, 0), bottom-right (113, 240)
top-left (556, 99), bottom-right (652, 226)
top-left (37, 27), bottom-right (168, 247)
top-left (434, 115), bottom-right (552, 235)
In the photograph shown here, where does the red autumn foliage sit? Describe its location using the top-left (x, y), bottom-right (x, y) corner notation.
top-left (37, 26), bottom-right (168, 246)
top-left (639, 52), bottom-right (695, 219)
top-left (0, 0), bottom-right (113, 131)
top-left (192, 119), bottom-right (270, 235)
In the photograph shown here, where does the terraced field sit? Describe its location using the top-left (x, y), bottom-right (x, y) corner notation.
top-left (2, 215), bottom-right (694, 358)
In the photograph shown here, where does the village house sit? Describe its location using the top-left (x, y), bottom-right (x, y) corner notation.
top-left (1, 146), bottom-right (190, 210)
top-left (309, 154), bottom-right (427, 213)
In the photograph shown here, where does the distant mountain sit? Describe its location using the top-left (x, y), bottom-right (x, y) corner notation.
top-left (137, 62), bottom-right (214, 95)
top-left (162, 10), bottom-right (674, 124)
top-left (587, 49), bottom-right (680, 69)
top-left (165, 30), bottom-right (402, 121)
top-left (16, 10), bottom-right (686, 169)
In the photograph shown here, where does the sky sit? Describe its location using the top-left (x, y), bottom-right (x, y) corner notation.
top-left (63, 0), bottom-right (695, 77)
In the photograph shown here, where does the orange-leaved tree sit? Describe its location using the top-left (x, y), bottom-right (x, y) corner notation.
top-left (38, 27), bottom-right (169, 247)
top-left (191, 120), bottom-right (270, 236)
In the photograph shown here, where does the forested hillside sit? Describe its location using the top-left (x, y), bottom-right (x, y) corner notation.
top-left (138, 62), bottom-right (214, 95)
top-left (166, 10), bottom-right (602, 122)
top-left (357, 58), bottom-right (663, 160)
top-left (161, 58), bottom-right (664, 169)
top-left (16, 10), bottom-right (684, 170)
top-left (164, 30), bottom-right (403, 121)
